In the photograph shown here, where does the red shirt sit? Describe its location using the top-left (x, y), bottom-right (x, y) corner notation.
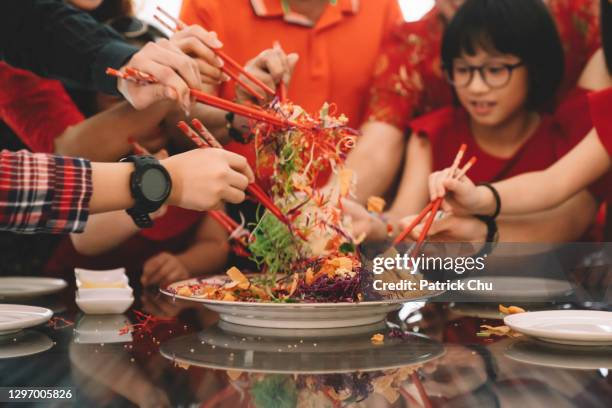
top-left (410, 101), bottom-right (608, 202)
top-left (0, 62), bottom-right (85, 153)
top-left (590, 87), bottom-right (612, 156)
top-left (180, 0), bottom-right (401, 169)
top-left (365, 0), bottom-right (601, 131)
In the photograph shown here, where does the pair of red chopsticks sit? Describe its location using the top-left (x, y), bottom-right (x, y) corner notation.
top-left (106, 67), bottom-right (307, 129)
top-left (154, 7), bottom-right (274, 101)
top-left (393, 144), bottom-right (476, 253)
top-left (175, 118), bottom-right (302, 239)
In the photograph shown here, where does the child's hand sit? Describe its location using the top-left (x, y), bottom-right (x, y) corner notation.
top-left (141, 252), bottom-right (190, 288)
top-left (342, 199), bottom-right (388, 242)
top-left (428, 168), bottom-right (480, 215)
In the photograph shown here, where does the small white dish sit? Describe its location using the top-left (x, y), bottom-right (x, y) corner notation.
top-left (504, 310), bottom-right (612, 346)
top-left (0, 277), bottom-right (67, 300)
top-left (77, 288), bottom-right (133, 299)
top-left (75, 268), bottom-right (128, 289)
top-left (74, 314), bottom-right (132, 343)
top-left (76, 297), bottom-right (134, 315)
top-left (0, 304), bottom-right (53, 335)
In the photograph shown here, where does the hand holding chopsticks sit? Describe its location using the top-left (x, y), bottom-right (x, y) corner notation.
top-left (393, 144), bottom-right (477, 254)
top-left (155, 7), bottom-right (274, 101)
top-left (176, 119), bottom-right (305, 240)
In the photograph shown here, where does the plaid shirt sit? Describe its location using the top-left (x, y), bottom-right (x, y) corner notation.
top-left (0, 150), bottom-right (92, 234)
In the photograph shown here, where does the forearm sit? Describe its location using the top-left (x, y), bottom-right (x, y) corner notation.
top-left (1, 0), bottom-right (136, 94)
top-left (482, 129), bottom-right (610, 215)
top-left (71, 211), bottom-right (139, 255)
top-left (497, 191), bottom-right (597, 242)
top-left (346, 122), bottom-right (405, 204)
top-left (55, 101), bottom-right (175, 161)
top-left (176, 240), bottom-right (228, 275)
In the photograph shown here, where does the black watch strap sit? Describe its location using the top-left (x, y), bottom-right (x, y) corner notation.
top-left (122, 155), bottom-right (171, 229)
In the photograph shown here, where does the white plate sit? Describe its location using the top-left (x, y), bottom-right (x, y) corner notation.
top-left (161, 325), bottom-right (445, 374)
top-left (76, 297), bottom-right (134, 315)
top-left (505, 339), bottom-right (612, 370)
top-left (0, 330), bottom-right (54, 359)
top-left (504, 310), bottom-right (612, 346)
top-left (459, 276), bottom-right (573, 301)
top-left (0, 277), bottom-right (67, 300)
top-left (0, 304), bottom-right (53, 335)
top-left (162, 276), bottom-right (441, 329)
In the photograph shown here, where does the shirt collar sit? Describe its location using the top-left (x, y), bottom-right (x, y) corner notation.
top-left (250, 0), bottom-right (360, 27)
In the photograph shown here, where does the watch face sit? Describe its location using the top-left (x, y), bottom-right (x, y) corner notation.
top-left (141, 168), bottom-right (169, 202)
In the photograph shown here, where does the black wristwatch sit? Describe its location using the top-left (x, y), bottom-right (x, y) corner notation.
top-left (122, 155), bottom-right (172, 228)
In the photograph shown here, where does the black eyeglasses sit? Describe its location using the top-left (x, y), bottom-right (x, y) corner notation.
top-left (444, 61), bottom-right (524, 89)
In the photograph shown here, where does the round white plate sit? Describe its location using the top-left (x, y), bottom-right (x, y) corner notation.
top-left (504, 310), bottom-right (612, 346)
top-left (0, 330), bottom-right (54, 359)
top-left (161, 325), bottom-right (445, 374)
top-left (0, 277), bottom-right (67, 300)
top-left (505, 339), bottom-right (612, 370)
top-left (0, 304), bottom-right (53, 335)
top-left (458, 276), bottom-right (573, 301)
top-left (162, 276), bottom-right (441, 329)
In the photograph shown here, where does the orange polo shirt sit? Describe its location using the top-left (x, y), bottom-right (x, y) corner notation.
top-left (180, 0), bottom-right (402, 166)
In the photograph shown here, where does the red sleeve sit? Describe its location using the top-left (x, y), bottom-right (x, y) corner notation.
top-left (589, 87), bottom-right (612, 157)
top-left (364, 21), bottom-right (431, 131)
top-left (0, 62), bottom-right (84, 153)
top-left (406, 106), bottom-right (455, 145)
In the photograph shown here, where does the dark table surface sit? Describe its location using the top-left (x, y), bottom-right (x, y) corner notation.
top-left (1, 287), bottom-right (611, 408)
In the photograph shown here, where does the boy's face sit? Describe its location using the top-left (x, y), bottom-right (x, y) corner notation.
top-left (453, 48), bottom-right (529, 127)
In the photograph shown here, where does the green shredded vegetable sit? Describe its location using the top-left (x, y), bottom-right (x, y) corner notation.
top-left (249, 211), bottom-right (300, 280)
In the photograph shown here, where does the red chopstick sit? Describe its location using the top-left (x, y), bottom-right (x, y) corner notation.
top-left (176, 120), bottom-right (301, 238)
top-left (106, 67), bottom-right (310, 129)
top-left (155, 6), bottom-right (273, 99)
top-left (394, 145), bottom-right (476, 246)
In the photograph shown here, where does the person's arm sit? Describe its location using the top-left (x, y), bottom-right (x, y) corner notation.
top-left (141, 214), bottom-right (229, 287)
top-left (345, 121), bottom-right (406, 204)
top-left (70, 210), bottom-right (140, 255)
top-left (431, 128), bottom-right (611, 215)
top-left (55, 101), bottom-right (176, 161)
top-left (412, 190), bottom-right (597, 243)
top-left (388, 133), bottom-right (433, 217)
top-left (0, 1), bottom-right (222, 112)
top-left (0, 148), bottom-right (254, 234)
top-left (578, 49), bottom-right (612, 91)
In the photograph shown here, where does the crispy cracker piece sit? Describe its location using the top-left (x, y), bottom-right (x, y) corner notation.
top-left (227, 266), bottom-right (248, 283)
top-left (305, 268), bottom-right (314, 285)
top-left (287, 273), bottom-right (299, 297)
top-left (499, 304), bottom-right (526, 315)
top-left (177, 286), bottom-right (193, 297)
top-left (222, 292), bottom-right (237, 301)
top-left (367, 196), bottom-right (386, 213)
top-left (371, 333), bottom-right (385, 345)
top-left (226, 370), bottom-right (243, 380)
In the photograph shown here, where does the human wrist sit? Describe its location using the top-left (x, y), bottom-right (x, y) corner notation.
top-left (475, 185), bottom-right (497, 216)
top-left (161, 158), bottom-right (182, 207)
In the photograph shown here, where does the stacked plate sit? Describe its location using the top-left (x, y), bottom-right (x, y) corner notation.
top-left (75, 268), bottom-right (134, 314)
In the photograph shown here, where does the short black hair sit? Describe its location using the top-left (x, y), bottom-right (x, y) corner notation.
top-left (441, 0), bottom-right (565, 111)
top-left (602, 0), bottom-right (612, 75)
